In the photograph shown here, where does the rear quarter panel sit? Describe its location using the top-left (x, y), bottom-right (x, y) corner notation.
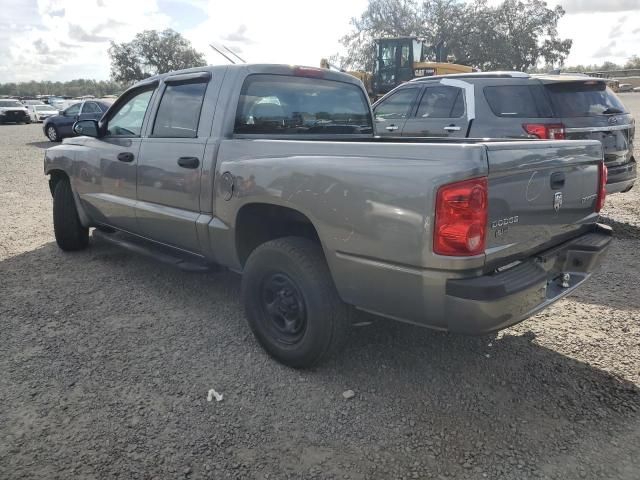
top-left (211, 138), bottom-right (489, 270)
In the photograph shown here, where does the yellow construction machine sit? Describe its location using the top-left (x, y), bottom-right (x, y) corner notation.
top-left (322, 36), bottom-right (474, 100)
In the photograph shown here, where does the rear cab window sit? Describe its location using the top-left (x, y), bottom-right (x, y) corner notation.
top-left (544, 81), bottom-right (628, 117)
top-left (234, 74), bottom-right (372, 135)
top-left (484, 85), bottom-right (553, 118)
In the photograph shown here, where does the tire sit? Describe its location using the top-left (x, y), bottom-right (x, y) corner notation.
top-left (25, 118), bottom-right (31, 124)
top-left (53, 178), bottom-right (89, 251)
top-left (242, 237), bottom-right (350, 368)
top-left (46, 124), bottom-right (60, 142)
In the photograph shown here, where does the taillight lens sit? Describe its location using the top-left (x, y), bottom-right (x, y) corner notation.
top-left (596, 161), bottom-right (607, 212)
top-left (523, 123), bottom-right (565, 140)
top-left (434, 177), bottom-right (488, 256)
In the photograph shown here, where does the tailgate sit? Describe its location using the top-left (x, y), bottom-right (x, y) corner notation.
top-left (543, 80), bottom-right (635, 167)
top-left (564, 114), bottom-right (635, 167)
top-left (484, 140), bottom-right (602, 267)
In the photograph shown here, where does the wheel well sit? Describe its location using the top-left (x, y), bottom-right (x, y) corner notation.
top-left (48, 170), bottom-right (69, 197)
top-left (235, 204), bottom-right (321, 266)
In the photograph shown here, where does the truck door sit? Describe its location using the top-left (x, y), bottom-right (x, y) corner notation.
top-left (373, 87), bottom-right (420, 137)
top-left (74, 85), bottom-right (157, 234)
top-left (135, 73), bottom-right (211, 253)
top-left (401, 85), bottom-right (469, 137)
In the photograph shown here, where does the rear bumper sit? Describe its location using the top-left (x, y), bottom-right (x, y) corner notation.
top-left (444, 224), bottom-right (612, 334)
top-left (606, 158), bottom-right (636, 194)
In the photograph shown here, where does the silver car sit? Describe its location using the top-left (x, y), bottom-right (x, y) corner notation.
top-left (27, 104), bottom-right (59, 123)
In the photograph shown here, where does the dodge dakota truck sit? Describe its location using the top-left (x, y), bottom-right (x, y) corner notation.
top-left (44, 64), bottom-right (611, 368)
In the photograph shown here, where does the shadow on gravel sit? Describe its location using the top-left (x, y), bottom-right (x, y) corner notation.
top-left (26, 141), bottom-right (54, 149)
top-left (599, 215), bottom-right (640, 239)
top-left (2, 238), bottom-right (639, 478)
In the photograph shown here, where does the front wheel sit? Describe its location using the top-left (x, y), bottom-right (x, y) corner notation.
top-left (46, 124), bottom-right (60, 142)
top-left (242, 237), bottom-right (350, 368)
top-left (53, 178), bottom-right (89, 251)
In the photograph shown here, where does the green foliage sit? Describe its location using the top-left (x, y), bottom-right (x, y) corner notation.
top-left (531, 55), bottom-right (640, 73)
top-left (108, 29), bottom-right (207, 85)
top-left (0, 79), bottom-right (123, 97)
top-left (340, 0), bottom-right (572, 72)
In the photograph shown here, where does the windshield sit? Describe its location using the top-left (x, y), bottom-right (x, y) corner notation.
top-left (0, 100), bottom-right (24, 108)
top-left (36, 105), bottom-right (55, 111)
top-left (546, 81), bottom-right (628, 117)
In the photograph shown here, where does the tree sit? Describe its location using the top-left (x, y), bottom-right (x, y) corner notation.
top-left (340, 0), bottom-right (572, 72)
top-left (624, 55), bottom-right (640, 69)
top-left (0, 79), bottom-right (123, 97)
top-left (108, 29), bottom-right (206, 85)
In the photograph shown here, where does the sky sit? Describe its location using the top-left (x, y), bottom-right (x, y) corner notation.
top-left (0, 0), bottom-right (639, 83)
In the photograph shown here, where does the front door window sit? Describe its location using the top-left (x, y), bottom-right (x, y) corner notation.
top-left (107, 89), bottom-right (154, 137)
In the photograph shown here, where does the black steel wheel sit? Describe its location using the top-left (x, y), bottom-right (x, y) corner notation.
top-left (260, 272), bottom-right (307, 345)
top-left (242, 237), bottom-right (350, 368)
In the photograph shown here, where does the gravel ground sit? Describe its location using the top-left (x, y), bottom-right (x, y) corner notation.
top-left (1, 100), bottom-right (639, 479)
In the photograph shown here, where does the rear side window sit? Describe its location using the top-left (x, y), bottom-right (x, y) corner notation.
top-left (153, 82), bottom-right (208, 138)
top-left (374, 88), bottom-right (419, 120)
top-left (235, 74), bottom-right (372, 135)
top-left (81, 102), bottom-right (101, 114)
top-left (484, 85), bottom-right (552, 118)
top-left (416, 86), bottom-right (464, 118)
top-left (545, 81), bottom-right (628, 117)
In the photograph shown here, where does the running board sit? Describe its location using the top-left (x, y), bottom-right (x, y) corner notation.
top-left (92, 230), bottom-right (220, 273)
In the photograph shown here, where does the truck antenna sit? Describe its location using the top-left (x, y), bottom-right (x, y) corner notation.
top-left (209, 44), bottom-right (235, 64)
top-left (223, 45), bottom-right (246, 64)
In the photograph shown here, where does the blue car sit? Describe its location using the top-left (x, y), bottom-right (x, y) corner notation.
top-left (43, 100), bottom-right (111, 142)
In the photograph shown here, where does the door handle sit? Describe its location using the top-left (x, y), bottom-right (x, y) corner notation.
top-left (117, 152), bottom-right (134, 163)
top-left (177, 156), bottom-right (200, 169)
top-left (385, 125), bottom-right (399, 132)
top-left (443, 125), bottom-right (461, 132)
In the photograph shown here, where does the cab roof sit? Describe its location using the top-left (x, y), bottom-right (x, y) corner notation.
top-left (138, 64), bottom-right (364, 88)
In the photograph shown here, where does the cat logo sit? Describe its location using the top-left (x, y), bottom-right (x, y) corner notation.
top-left (553, 191), bottom-right (563, 212)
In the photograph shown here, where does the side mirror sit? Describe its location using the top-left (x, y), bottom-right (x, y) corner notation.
top-left (73, 119), bottom-right (100, 138)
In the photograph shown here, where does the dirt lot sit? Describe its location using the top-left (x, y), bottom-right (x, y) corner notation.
top-left (1, 100), bottom-right (639, 479)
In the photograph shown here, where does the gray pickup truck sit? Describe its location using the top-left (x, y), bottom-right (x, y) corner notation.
top-left (44, 64), bottom-right (612, 367)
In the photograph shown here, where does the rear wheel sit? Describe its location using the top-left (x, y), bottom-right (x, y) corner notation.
top-left (46, 125), bottom-right (60, 142)
top-left (242, 237), bottom-right (349, 368)
top-left (53, 178), bottom-right (89, 251)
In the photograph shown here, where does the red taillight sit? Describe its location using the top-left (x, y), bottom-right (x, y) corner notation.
top-left (596, 162), bottom-right (607, 213)
top-left (523, 123), bottom-right (565, 140)
top-left (434, 177), bottom-right (488, 256)
top-left (293, 66), bottom-right (325, 78)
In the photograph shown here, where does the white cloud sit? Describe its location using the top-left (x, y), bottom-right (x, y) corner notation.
top-left (556, 10), bottom-right (640, 65)
top-left (1, 0), bottom-right (638, 82)
top-left (184, 0), bottom-right (368, 68)
top-left (559, 0), bottom-right (640, 13)
top-left (0, 0), bottom-right (171, 82)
